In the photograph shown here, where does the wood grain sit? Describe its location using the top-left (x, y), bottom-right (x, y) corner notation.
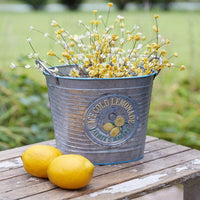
top-left (0, 137), bottom-right (200, 200)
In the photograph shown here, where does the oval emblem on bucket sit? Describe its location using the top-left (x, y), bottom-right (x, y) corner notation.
top-left (84, 95), bottom-right (138, 146)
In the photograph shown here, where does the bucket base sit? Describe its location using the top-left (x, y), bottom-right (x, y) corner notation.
top-left (56, 139), bottom-right (145, 165)
top-left (93, 155), bottom-right (144, 165)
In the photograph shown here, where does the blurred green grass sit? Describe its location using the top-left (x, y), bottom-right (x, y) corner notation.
top-left (1, 10), bottom-right (199, 76)
top-left (0, 71), bottom-right (54, 149)
top-left (1, 9), bottom-right (200, 150)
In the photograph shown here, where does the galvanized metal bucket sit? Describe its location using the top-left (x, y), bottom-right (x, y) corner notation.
top-left (38, 60), bottom-right (158, 165)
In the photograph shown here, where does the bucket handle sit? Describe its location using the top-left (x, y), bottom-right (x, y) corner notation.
top-left (35, 59), bottom-right (56, 78)
top-left (154, 69), bottom-right (161, 79)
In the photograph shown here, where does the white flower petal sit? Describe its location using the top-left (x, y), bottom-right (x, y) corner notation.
top-left (133, 24), bottom-right (139, 30)
top-left (26, 38), bottom-right (31, 42)
top-left (29, 26), bottom-right (34, 31)
top-left (25, 64), bottom-right (31, 69)
top-left (51, 20), bottom-right (57, 26)
top-left (44, 33), bottom-right (49, 37)
top-left (10, 63), bottom-right (16, 69)
top-left (28, 53), bottom-right (33, 58)
top-left (137, 44), bottom-right (143, 50)
top-left (78, 20), bottom-right (83, 25)
top-left (34, 53), bottom-right (39, 58)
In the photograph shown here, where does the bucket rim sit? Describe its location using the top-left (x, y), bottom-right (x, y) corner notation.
top-left (43, 64), bottom-right (156, 80)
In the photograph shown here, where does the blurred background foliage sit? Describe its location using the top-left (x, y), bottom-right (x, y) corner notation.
top-left (1, 0), bottom-right (199, 11)
top-left (0, 0), bottom-right (200, 150)
top-left (0, 71), bottom-right (54, 150)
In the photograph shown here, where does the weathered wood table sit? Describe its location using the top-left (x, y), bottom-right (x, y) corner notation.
top-left (0, 136), bottom-right (200, 200)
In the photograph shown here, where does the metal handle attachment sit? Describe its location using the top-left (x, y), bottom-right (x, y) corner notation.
top-left (35, 59), bottom-right (56, 78)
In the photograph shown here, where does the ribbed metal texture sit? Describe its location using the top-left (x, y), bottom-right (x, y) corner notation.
top-left (45, 65), bottom-right (155, 165)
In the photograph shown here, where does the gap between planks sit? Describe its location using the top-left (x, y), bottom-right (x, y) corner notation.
top-left (0, 135), bottom-right (158, 162)
top-left (0, 140), bottom-right (56, 162)
top-left (0, 137), bottom-right (192, 200)
top-left (0, 136), bottom-right (157, 162)
top-left (18, 148), bottom-right (199, 200)
top-left (0, 136), bottom-right (177, 178)
top-left (2, 143), bottom-right (193, 200)
top-left (0, 136), bottom-right (158, 174)
top-left (73, 159), bottom-right (200, 200)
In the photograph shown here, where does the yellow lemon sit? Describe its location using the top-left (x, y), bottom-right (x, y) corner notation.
top-left (21, 145), bottom-right (62, 178)
top-left (47, 154), bottom-right (95, 189)
top-left (110, 127), bottom-right (120, 137)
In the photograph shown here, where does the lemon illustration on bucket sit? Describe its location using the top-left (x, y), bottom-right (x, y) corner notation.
top-left (110, 127), bottom-right (120, 137)
top-left (84, 94), bottom-right (138, 146)
top-left (114, 116), bottom-right (125, 127)
top-left (103, 116), bottom-right (126, 138)
top-left (103, 123), bottom-right (115, 132)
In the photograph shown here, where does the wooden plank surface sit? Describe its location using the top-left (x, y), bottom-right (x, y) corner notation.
top-left (21, 145), bottom-right (191, 200)
top-left (0, 136), bottom-right (158, 162)
top-left (0, 137), bottom-right (200, 200)
top-left (73, 158), bottom-right (200, 200)
top-left (0, 140), bottom-right (55, 161)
